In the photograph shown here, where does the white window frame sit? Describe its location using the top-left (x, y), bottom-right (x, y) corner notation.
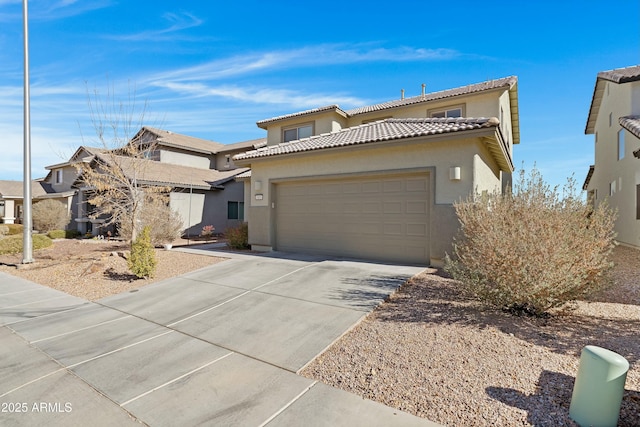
top-left (282, 123), bottom-right (313, 143)
top-left (428, 104), bottom-right (464, 118)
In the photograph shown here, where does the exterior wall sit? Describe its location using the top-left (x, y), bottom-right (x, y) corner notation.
top-left (159, 149), bottom-right (213, 169)
top-left (49, 165), bottom-right (80, 192)
top-left (170, 180), bottom-right (246, 237)
top-left (214, 148), bottom-right (250, 170)
top-left (265, 111), bottom-right (348, 146)
top-left (244, 134), bottom-right (502, 265)
top-left (587, 80), bottom-right (640, 248)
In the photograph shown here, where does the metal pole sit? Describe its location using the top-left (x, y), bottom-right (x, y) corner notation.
top-left (22, 0), bottom-right (33, 264)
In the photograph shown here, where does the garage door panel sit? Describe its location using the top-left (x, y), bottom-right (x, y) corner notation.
top-left (275, 173), bottom-right (430, 264)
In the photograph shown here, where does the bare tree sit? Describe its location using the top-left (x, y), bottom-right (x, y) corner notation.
top-left (75, 82), bottom-right (167, 243)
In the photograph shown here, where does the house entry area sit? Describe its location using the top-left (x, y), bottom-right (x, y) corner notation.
top-left (274, 172), bottom-right (430, 264)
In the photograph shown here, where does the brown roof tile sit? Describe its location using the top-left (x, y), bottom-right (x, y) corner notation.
top-left (93, 154), bottom-right (249, 190)
top-left (620, 115), bottom-right (640, 139)
top-left (597, 65), bottom-right (640, 84)
top-left (235, 117), bottom-right (500, 161)
top-left (141, 127), bottom-right (225, 154)
top-left (256, 105), bottom-right (347, 128)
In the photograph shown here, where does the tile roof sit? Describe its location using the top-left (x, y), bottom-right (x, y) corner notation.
top-left (93, 154), bottom-right (249, 190)
top-left (585, 65), bottom-right (640, 134)
top-left (620, 115), bottom-right (640, 139)
top-left (583, 165), bottom-right (595, 190)
top-left (141, 127), bottom-right (225, 154)
top-left (345, 76), bottom-right (517, 115)
top-left (596, 65), bottom-right (640, 84)
top-left (255, 76), bottom-right (520, 145)
top-left (217, 137), bottom-right (268, 152)
top-left (256, 105), bottom-right (347, 128)
top-left (235, 117), bottom-right (500, 161)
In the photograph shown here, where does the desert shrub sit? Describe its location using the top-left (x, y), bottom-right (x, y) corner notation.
top-left (32, 199), bottom-right (70, 232)
top-left (200, 225), bottom-right (215, 240)
top-left (225, 223), bottom-right (249, 249)
top-left (119, 199), bottom-right (183, 246)
top-left (65, 229), bottom-right (81, 239)
top-left (444, 168), bottom-right (617, 316)
top-left (47, 230), bottom-right (66, 239)
top-left (127, 226), bottom-right (156, 279)
top-left (0, 225), bottom-right (8, 237)
top-left (0, 234), bottom-right (53, 255)
top-left (5, 224), bottom-right (23, 235)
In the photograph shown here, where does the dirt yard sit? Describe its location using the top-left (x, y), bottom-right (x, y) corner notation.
top-left (0, 238), bottom-right (227, 300)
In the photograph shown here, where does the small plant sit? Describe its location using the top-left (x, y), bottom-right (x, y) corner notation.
top-left (47, 230), bottom-right (66, 239)
top-left (32, 199), bottom-right (70, 232)
top-left (225, 223), bottom-right (249, 249)
top-left (127, 226), bottom-right (156, 279)
top-left (5, 224), bottom-right (23, 235)
top-left (445, 167), bottom-right (617, 317)
top-left (200, 225), bottom-right (215, 240)
top-left (0, 225), bottom-right (8, 237)
top-left (0, 234), bottom-right (53, 255)
top-left (118, 199), bottom-right (183, 246)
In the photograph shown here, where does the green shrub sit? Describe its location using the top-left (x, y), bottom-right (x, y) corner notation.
top-left (32, 199), bottom-right (70, 232)
top-left (444, 168), bottom-right (617, 317)
top-left (47, 230), bottom-right (66, 239)
top-left (127, 226), bottom-right (156, 279)
top-left (225, 223), bottom-right (249, 249)
top-left (0, 234), bottom-right (53, 255)
top-left (5, 224), bottom-right (23, 235)
top-left (65, 229), bottom-right (81, 239)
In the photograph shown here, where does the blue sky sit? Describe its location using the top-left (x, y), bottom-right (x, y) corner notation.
top-left (0, 0), bottom-right (638, 189)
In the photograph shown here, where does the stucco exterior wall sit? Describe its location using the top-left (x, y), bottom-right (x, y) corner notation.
top-left (170, 180), bottom-right (246, 237)
top-left (244, 133), bottom-right (502, 264)
top-left (265, 112), bottom-right (348, 146)
top-left (160, 149), bottom-right (212, 169)
top-left (587, 80), bottom-right (640, 248)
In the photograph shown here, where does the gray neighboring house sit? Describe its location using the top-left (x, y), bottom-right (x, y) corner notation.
top-left (5, 127), bottom-right (265, 238)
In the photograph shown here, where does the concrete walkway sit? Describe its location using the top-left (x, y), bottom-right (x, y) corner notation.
top-left (0, 248), bottom-right (441, 426)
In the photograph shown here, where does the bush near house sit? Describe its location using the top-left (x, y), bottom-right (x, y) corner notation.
top-left (0, 225), bottom-right (8, 237)
top-left (225, 223), bottom-right (249, 250)
top-left (4, 224), bottom-right (23, 235)
top-left (32, 199), bottom-right (70, 232)
top-left (46, 229), bottom-right (81, 239)
top-left (127, 226), bottom-right (156, 279)
top-left (0, 234), bottom-right (53, 255)
top-left (118, 199), bottom-right (183, 246)
top-left (445, 168), bottom-right (617, 317)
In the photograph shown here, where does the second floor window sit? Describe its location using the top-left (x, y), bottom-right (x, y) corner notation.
top-left (429, 107), bottom-right (463, 118)
top-left (283, 124), bottom-right (313, 142)
top-left (55, 170), bottom-right (63, 184)
top-left (618, 129), bottom-right (625, 160)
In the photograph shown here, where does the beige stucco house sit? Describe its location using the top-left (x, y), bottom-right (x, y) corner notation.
top-left (583, 65), bottom-right (640, 249)
top-left (234, 76), bottom-right (520, 266)
top-left (0, 179), bottom-right (75, 226)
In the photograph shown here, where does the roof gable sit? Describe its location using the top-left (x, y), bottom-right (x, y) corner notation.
top-left (585, 65), bottom-right (640, 134)
top-left (139, 127), bottom-right (225, 154)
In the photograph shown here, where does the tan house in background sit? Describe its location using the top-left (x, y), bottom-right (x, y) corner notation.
top-left (234, 76), bottom-right (520, 266)
top-left (583, 65), bottom-right (640, 249)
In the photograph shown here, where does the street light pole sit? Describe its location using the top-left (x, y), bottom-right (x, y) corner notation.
top-left (22, 0), bottom-right (33, 264)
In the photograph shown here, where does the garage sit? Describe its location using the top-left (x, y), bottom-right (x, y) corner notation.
top-left (274, 172), bottom-right (430, 264)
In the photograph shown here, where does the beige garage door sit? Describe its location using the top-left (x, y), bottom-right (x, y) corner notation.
top-left (274, 173), bottom-right (430, 264)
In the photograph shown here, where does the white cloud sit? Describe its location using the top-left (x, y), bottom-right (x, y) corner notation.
top-left (107, 11), bottom-right (204, 41)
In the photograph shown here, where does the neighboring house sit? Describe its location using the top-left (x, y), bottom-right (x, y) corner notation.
top-left (0, 180), bottom-right (75, 226)
top-left (583, 65), bottom-right (640, 249)
top-left (71, 127), bottom-right (262, 236)
top-left (5, 127), bottom-right (265, 238)
top-left (234, 76), bottom-right (520, 266)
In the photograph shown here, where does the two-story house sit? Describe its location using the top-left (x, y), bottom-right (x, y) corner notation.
top-left (583, 65), bottom-right (640, 249)
top-left (234, 76), bottom-right (520, 266)
top-left (36, 127), bottom-right (264, 237)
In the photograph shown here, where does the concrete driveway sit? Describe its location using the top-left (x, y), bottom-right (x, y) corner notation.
top-left (0, 248), bottom-right (440, 426)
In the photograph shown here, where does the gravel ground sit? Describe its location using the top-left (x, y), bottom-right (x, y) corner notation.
top-left (0, 239), bottom-right (227, 300)
top-left (301, 245), bottom-right (640, 426)
top-left (1, 239), bottom-right (638, 425)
